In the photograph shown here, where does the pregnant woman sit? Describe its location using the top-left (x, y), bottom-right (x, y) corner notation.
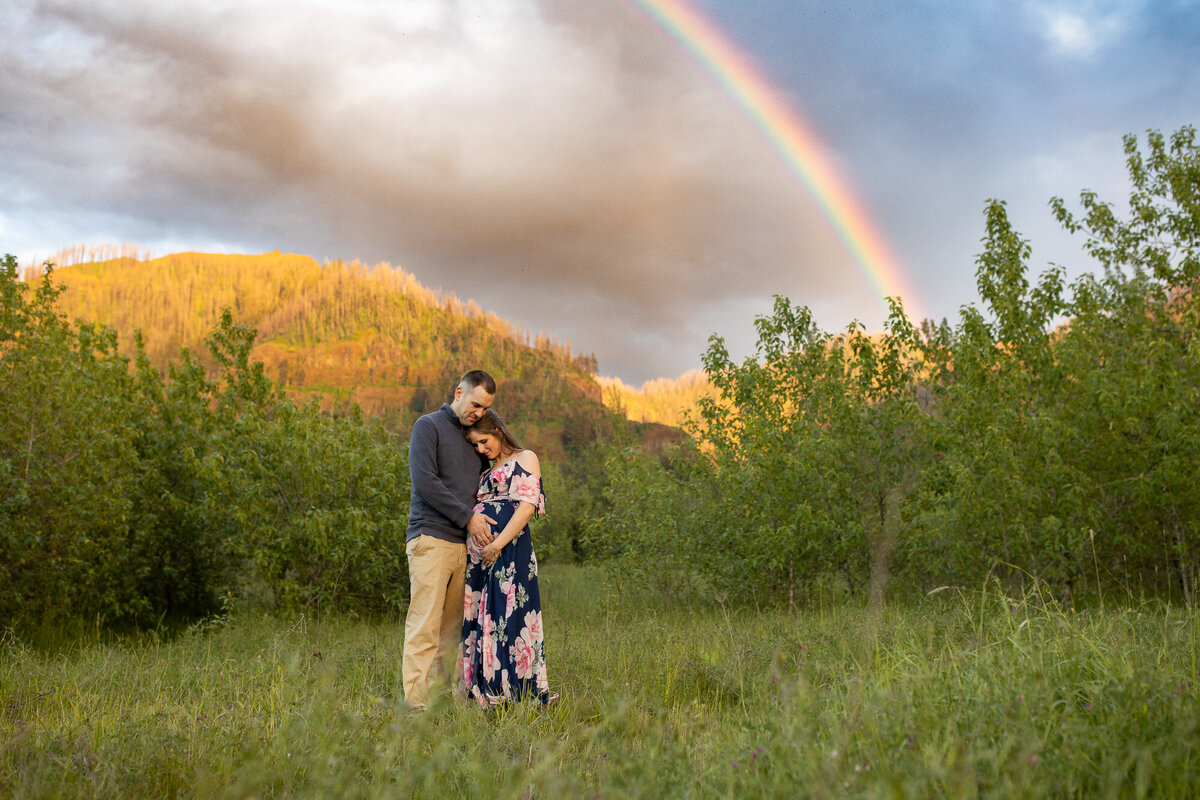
top-left (460, 409), bottom-right (555, 706)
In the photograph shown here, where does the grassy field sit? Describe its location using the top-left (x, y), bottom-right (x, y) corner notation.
top-left (2, 563), bottom-right (1198, 798)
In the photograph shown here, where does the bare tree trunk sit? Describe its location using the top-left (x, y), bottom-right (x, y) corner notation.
top-left (1169, 497), bottom-right (1194, 607)
top-left (1172, 521), bottom-right (1194, 607)
top-left (788, 566), bottom-right (795, 615)
top-left (869, 485), bottom-right (902, 611)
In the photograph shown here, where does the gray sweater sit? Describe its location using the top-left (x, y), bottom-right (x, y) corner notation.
top-left (406, 404), bottom-right (488, 543)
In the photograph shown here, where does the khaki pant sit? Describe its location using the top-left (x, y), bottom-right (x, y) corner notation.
top-left (402, 535), bottom-right (467, 709)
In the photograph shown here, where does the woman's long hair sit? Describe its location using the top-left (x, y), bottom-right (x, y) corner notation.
top-left (468, 408), bottom-right (522, 457)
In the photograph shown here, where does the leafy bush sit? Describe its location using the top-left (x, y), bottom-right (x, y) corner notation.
top-left (591, 126), bottom-right (1200, 607)
top-left (587, 296), bottom-right (928, 607)
top-left (0, 260), bottom-right (145, 622)
top-left (0, 262), bottom-right (412, 628)
top-left (899, 128), bottom-right (1200, 602)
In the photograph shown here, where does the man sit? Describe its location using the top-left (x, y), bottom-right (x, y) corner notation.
top-left (402, 370), bottom-right (497, 710)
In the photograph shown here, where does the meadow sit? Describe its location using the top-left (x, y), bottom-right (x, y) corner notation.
top-left (2, 563), bottom-right (1197, 799)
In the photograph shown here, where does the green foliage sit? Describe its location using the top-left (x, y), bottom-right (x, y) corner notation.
top-left (901, 127), bottom-right (1200, 602)
top-left (0, 262), bottom-right (412, 628)
top-left (7, 124), bottom-right (1200, 626)
top-left (583, 444), bottom-right (707, 600)
top-left (239, 402), bottom-right (411, 614)
top-left (592, 125), bottom-right (1200, 607)
top-left (0, 257), bottom-right (144, 622)
top-left (537, 441), bottom-right (612, 564)
top-left (588, 294), bottom-right (928, 607)
top-left (0, 243), bottom-right (640, 629)
top-left (899, 200), bottom-right (1082, 590)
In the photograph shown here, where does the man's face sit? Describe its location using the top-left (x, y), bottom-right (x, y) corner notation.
top-left (450, 383), bottom-right (494, 426)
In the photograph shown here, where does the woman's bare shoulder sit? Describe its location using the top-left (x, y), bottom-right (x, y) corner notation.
top-left (515, 449), bottom-right (540, 473)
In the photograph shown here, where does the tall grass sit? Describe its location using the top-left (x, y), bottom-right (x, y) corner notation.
top-left (2, 564), bottom-right (1197, 798)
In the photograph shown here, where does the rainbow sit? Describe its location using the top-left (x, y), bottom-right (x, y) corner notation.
top-left (628, 0), bottom-right (922, 322)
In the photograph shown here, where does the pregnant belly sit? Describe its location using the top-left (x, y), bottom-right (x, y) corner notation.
top-left (477, 498), bottom-right (521, 532)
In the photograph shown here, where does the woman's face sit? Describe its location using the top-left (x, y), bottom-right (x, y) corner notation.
top-left (468, 431), bottom-right (503, 460)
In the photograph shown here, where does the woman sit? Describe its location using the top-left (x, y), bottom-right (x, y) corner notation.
top-left (460, 409), bottom-right (555, 706)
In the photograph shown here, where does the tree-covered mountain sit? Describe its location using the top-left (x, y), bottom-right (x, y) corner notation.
top-left (32, 250), bottom-right (677, 460)
top-left (597, 370), bottom-right (715, 428)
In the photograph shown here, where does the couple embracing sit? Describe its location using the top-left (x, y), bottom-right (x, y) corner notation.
top-left (402, 370), bottom-right (554, 710)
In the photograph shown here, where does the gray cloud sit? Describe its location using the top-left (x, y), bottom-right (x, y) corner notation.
top-left (4, 0), bottom-right (1195, 382)
top-left (3, 0), bottom-right (880, 381)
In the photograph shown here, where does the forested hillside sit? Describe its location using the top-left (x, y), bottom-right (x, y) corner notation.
top-left (2, 246), bottom-right (683, 628)
top-left (0, 249), bottom-right (669, 628)
top-left (597, 370), bottom-right (715, 428)
top-left (30, 251), bottom-right (651, 460)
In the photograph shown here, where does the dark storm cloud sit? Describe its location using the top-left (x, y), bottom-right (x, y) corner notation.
top-left (6, 0), bottom-right (1195, 381)
top-left (2, 0), bottom-right (875, 381)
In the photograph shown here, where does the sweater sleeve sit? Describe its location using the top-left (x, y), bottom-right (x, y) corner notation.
top-left (409, 416), bottom-right (475, 528)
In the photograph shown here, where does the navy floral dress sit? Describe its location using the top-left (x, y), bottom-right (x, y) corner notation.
top-left (460, 454), bottom-right (554, 706)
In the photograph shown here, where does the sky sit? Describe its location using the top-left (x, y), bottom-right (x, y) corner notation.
top-left (2, 0), bottom-right (1197, 384)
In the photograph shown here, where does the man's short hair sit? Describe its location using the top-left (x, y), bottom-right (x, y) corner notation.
top-left (459, 369), bottom-right (496, 395)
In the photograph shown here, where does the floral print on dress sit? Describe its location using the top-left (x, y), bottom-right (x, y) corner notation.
top-left (470, 458), bottom-right (546, 518)
top-left (460, 456), bottom-right (554, 706)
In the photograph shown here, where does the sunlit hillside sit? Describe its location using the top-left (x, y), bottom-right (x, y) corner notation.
top-left (596, 370), bottom-right (715, 429)
top-left (30, 249), bottom-right (660, 459)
